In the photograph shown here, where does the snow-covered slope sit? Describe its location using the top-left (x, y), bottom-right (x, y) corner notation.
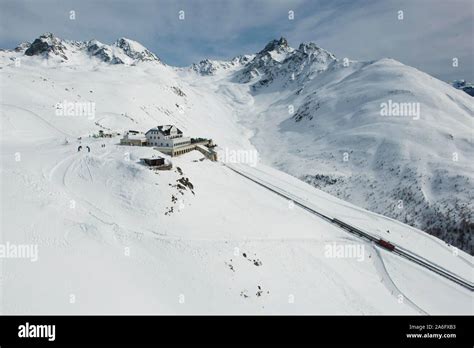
top-left (0, 34), bottom-right (472, 314)
top-left (190, 39), bottom-right (474, 255)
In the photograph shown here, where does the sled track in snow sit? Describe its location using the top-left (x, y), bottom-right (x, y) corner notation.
top-left (223, 163), bottom-right (474, 292)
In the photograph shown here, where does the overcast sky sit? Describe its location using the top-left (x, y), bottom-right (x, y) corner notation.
top-left (0, 0), bottom-right (472, 81)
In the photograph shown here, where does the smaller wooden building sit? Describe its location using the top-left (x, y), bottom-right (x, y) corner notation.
top-left (141, 157), bottom-right (172, 170)
top-left (142, 157), bottom-right (165, 166)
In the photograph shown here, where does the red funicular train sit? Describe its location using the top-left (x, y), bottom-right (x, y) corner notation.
top-left (377, 239), bottom-right (395, 251)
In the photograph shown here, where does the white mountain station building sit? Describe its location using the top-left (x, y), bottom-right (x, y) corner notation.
top-left (145, 125), bottom-right (192, 156)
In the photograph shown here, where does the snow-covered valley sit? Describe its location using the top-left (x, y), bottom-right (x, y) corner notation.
top-left (0, 34), bottom-right (472, 314)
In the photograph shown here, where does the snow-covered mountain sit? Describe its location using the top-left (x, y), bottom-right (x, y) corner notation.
top-left (0, 33), bottom-right (472, 314)
top-left (230, 54), bottom-right (473, 254)
top-left (236, 37), bottom-right (337, 91)
top-left (452, 79), bottom-right (474, 97)
top-left (191, 55), bottom-right (253, 76)
top-left (19, 32), bottom-right (161, 65)
top-left (187, 36), bottom-right (474, 254)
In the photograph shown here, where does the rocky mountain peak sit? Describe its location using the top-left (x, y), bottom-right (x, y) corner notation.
top-left (236, 38), bottom-right (337, 88)
top-left (113, 37), bottom-right (160, 63)
top-left (24, 32), bottom-right (68, 60)
top-left (259, 37), bottom-right (289, 55)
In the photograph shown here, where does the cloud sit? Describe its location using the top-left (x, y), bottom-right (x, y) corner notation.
top-left (284, 0), bottom-right (474, 81)
top-left (0, 0), bottom-right (472, 81)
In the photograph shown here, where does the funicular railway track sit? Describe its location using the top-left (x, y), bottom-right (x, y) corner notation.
top-left (223, 163), bottom-right (474, 292)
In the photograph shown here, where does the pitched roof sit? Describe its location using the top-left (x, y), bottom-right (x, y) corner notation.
top-left (146, 125), bottom-right (183, 135)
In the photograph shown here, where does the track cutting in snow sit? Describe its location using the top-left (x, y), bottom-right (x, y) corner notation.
top-left (223, 162), bottom-right (473, 292)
